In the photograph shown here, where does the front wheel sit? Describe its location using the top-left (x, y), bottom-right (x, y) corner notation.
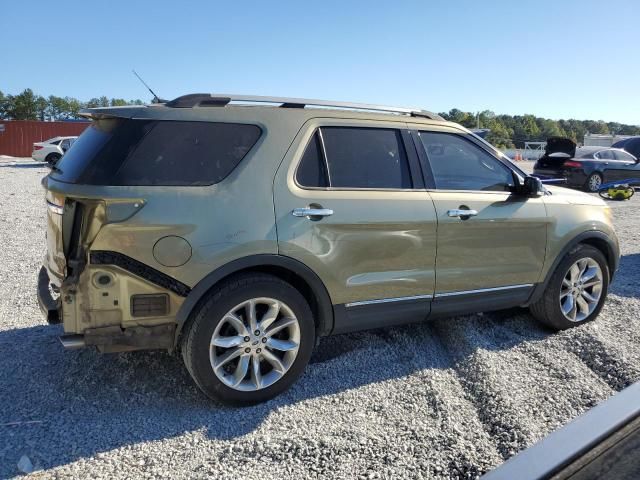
top-left (181, 273), bottom-right (315, 405)
top-left (529, 244), bottom-right (609, 330)
top-left (585, 172), bottom-right (603, 192)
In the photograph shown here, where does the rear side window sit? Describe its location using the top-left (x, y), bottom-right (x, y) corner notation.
top-left (51, 119), bottom-right (261, 186)
top-left (296, 127), bottom-right (412, 189)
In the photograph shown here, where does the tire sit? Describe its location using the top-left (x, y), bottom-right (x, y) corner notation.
top-left (529, 244), bottom-right (609, 331)
top-left (585, 172), bottom-right (602, 192)
top-left (45, 153), bottom-right (61, 166)
top-left (181, 273), bottom-right (315, 405)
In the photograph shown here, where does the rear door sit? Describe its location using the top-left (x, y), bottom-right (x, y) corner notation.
top-left (410, 125), bottom-right (548, 313)
top-left (273, 118), bottom-right (438, 333)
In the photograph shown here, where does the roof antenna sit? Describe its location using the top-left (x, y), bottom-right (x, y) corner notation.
top-left (132, 69), bottom-right (166, 103)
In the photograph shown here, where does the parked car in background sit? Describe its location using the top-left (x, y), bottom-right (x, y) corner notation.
top-left (38, 95), bottom-right (619, 405)
top-left (32, 136), bottom-right (77, 166)
top-left (612, 136), bottom-right (640, 160)
top-left (534, 137), bottom-right (640, 192)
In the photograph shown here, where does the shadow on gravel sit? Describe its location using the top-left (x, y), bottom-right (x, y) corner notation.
top-left (0, 162), bottom-right (47, 169)
top-left (0, 312), bottom-right (548, 476)
top-left (610, 253), bottom-right (640, 299)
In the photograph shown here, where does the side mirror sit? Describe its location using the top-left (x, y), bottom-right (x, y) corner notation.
top-left (512, 176), bottom-right (544, 197)
top-left (523, 176), bottom-right (544, 197)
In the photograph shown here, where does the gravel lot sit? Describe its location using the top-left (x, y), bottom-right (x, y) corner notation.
top-left (1, 159), bottom-right (639, 479)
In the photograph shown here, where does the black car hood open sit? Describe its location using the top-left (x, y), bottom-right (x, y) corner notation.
top-left (545, 137), bottom-right (576, 158)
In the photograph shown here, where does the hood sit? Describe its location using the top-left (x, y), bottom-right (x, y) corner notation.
top-left (545, 185), bottom-right (607, 206)
top-left (545, 137), bottom-right (576, 158)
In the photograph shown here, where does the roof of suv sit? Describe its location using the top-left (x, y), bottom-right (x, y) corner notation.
top-left (80, 93), bottom-right (448, 125)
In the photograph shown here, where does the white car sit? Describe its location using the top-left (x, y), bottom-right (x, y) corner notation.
top-left (32, 136), bottom-right (77, 165)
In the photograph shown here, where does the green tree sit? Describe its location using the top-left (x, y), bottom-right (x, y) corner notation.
top-left (0, 90), bottom-right (9, 119)
top-left (7, 89), bottom-right (39, 120)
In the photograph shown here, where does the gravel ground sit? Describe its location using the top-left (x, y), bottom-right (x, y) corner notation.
top-left (1, 158), bottom-right (639, 479)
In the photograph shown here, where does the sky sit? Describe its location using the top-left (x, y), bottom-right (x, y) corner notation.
top-left (2, 0), bottom-right (639, 124)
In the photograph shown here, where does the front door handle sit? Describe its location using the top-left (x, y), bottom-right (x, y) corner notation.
top-left (292, 207), bottom-right (334, 219)
top-left (447, 209), bottom-right (478, 218)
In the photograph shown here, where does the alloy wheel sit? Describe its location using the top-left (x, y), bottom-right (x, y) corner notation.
top-left (559, 258), bottom-right (603, 322)
top-left (588, 174), bottom-right (602, 192)
top-left (209, 297), bottom-right (301, 391)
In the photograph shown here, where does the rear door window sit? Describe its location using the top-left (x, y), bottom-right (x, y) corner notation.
top-left (296, 127), bottom-right (412, 189)
top-left (595, 150), bottom-right (615, 160)
top-left (296, 133), bottom-right (329, 188)
top-left (50, 119), bottom-right (261, 186)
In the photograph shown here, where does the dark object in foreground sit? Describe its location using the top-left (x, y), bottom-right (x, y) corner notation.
top-left (483, 381), bottom-right (640, 479)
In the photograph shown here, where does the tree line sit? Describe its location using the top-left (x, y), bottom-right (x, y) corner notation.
top-left (0, 88), bottom-right (144, 122)
top-left (2, 89), bottom-right (638, 147)
top-left (439, 109), bottom-right (640, 148)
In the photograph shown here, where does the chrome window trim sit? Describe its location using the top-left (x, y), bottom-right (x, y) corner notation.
top-left (435, 284), bottom-right (533, 298)
top-left (345, 294), bottom-right (433, 308)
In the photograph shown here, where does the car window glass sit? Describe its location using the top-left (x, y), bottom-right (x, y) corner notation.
top-left (613, 150), bottom-right (635, 161)
top-left (296, 133), bottom-right (328, 188)
top-left (596, 150), bottom-right (615, 160)
top-left (419, 131), bottom-right (514, 191)
top-left (50, 140), bottom-right (61, 145)
top-left (51, 120), bottom-right (261, 186)
top-left (61, 139), bottom-right (70, 149)
top-left (321, 127), bottom-right (411, 189)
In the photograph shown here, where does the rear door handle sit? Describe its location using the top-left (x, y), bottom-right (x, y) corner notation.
top-left (447, 209), bottom-right (478, 218)
top-left (292, 207), bottom-right (334, 219)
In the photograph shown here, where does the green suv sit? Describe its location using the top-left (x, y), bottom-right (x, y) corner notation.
top-left (38, 94), bottom-right (620, 405)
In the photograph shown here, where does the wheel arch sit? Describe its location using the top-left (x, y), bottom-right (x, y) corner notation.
top-left (174, 254), bottom-right (334, 348)
top-left (526, 230), bottom-right (619, 306)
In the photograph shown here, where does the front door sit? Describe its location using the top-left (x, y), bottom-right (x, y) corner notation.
top-left (606, 149), bottom-right (640, 182)
top-left (411, 127), bottom-right (548, 313)
top-left (273, 119), bottom-right (438, 333)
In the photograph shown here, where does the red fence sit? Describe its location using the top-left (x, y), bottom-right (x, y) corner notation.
top-left (0, 120), bottom-right (90, 157)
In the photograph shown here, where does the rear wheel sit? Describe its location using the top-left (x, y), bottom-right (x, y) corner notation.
top-left (585, 172), bottom-right (602, 192)
top-left (181, 273), bottom-right (315, 405)
top-left (45, 153), bottom-right (61, 166)
top-left (529, 244), bottom-right (609, 330)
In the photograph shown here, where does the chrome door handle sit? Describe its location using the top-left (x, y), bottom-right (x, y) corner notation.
top-left (447, 209), bottom-right (478, 218)
top-left (292, 207), bottom-right (334, 219)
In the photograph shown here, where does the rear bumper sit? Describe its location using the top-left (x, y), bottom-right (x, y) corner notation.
top-left (534, 168), bottom-right (587, 188)
top-left (31, 151), bottom-right (46, 162)
top-left (37, 266), bottom-right (61, 324)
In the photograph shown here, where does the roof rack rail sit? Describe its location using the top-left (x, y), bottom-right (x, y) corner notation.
top-left (164, 93), bottom-right (443, 120)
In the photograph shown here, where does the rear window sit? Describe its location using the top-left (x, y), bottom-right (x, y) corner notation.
top-left (50, 119), bottom-right (261, 186)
